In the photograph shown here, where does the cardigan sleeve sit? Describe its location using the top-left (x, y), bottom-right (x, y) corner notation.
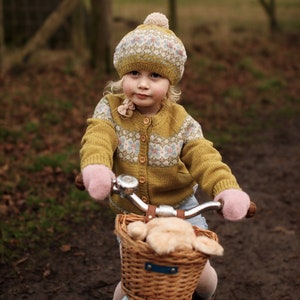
top-left (179, 116), bottom-right (240, 198)
top-left (182, 138), bottom-right (240, 198)
top-left (80, 97), bottom-right (118, 170)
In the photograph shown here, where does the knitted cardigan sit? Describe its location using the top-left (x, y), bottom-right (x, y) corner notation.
top-left (80, 94), bottom-right (240, 214)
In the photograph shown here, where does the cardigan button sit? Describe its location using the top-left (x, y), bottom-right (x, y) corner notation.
top-left (141, 196), bottom-right (148, 203)
top-left (139, 156), bottom-right (146, 164)
top-left (143, 117), bottom-right (150, 125)
top-left (140, 134), bottom-right (147, 142)
top-left (139, 176), bottom-right (146, 184)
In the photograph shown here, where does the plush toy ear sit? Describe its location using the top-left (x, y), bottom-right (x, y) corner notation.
top-left (127, 221), bottom-right (148, 241)
top-left (193, 236), bottom-right (224, 256)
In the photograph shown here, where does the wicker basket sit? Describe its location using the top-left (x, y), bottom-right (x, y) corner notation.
top-left (115, 213), bottom-right (219, 300)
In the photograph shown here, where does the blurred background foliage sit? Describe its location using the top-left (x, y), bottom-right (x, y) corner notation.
top-left (1, 0), bottom-right (299, 72)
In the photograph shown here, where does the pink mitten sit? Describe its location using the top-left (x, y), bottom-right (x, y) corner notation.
top-left (82, 164), bottom-right (116, 201)
top-left (214, 189), bottom-right (250, 221)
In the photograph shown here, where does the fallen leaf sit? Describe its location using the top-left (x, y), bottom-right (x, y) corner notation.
top-left (271, 226), bottom-right (295, 235)
top-left (0, 164), bottom-right (9, 175)
top-left (0, 204), bottom-right (8, 215)
top-left (43, 269), bottom-right (51, 278)
top-left (60, 244), bottom-right (72, 252)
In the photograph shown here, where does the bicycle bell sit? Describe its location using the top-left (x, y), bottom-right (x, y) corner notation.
top-left (116, 174), bottom-right (139, 196)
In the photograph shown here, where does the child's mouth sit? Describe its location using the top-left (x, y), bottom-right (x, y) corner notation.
top-left (136, 93), bottom-right (149, 100)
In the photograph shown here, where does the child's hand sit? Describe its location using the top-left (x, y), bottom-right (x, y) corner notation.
top-left (82, 164), bottom-right (116, 201)
top-left (214, 189), bottom-right (250, 221)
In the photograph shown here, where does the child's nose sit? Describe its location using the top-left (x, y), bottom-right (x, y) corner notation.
top-left (138, 77), bottom-right (149, 89)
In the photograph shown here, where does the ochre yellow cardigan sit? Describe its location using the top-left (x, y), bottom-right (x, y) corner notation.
top-left (80, 94), bottom-right (240, 214)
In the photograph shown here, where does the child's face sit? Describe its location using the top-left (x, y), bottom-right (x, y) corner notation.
top-left (122, 70), bottom-right (170, 115)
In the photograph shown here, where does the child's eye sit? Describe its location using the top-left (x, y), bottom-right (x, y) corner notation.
top-left (151, 72), bottom-right (161, 78)
top-left (130, 70), bottom-right (139, 76)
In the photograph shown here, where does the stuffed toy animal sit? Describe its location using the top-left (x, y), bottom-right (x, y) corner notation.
top-left (127, 217), bottom-right (224, 256)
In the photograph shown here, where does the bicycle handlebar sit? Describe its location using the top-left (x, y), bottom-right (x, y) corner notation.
top-left (112, 174), bottom-right (256, 219)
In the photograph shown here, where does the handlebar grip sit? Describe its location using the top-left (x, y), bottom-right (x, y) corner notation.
top-left (218, 200), bottom-right (257, 219)
top-left (75, 173), bottom-right (85, 191)
top-left (246, 201), bottom-right (257, 218)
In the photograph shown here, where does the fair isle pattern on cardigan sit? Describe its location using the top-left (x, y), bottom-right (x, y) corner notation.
top-left (93, 97), bottom-right (203, 167)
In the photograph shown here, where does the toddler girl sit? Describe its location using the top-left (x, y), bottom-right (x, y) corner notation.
top-left (80, 12), bottom-right (250, 300)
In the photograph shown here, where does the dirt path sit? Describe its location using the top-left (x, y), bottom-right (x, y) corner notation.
top-left (1, 117), bottom-right (299, 300)
top-left (208, 117), bottom-right (300, 299)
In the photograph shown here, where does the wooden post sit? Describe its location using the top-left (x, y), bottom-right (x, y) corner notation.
top-left (90, 0), bottom-right (112, 73)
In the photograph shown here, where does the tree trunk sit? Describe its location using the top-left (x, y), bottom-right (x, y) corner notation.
top-left (258, 0), bottom-right (279, 34)
top-left (169, 0), bottom-right (177, 32)
top-left (71, 1), bottom-right (87, 56)
top-left (19, 0), bottom-right (81, 62)
top-left (89, 0), bottom-right (112, 74)
top-left (0, 0), bottom-right (4, 73)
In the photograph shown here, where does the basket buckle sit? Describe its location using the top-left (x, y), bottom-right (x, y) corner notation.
top-left (145, 262), bottom-right (178, 274)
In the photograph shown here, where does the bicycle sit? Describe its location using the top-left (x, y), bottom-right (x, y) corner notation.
top-left (109, 174), bottom-right (256, 300)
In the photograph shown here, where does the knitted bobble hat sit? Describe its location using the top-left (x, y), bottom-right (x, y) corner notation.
top-left (113, 12), bottom-right (187, 85)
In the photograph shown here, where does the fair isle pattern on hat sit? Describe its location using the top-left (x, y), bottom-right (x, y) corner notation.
top-left (113, 12), bottom-right (187, 85)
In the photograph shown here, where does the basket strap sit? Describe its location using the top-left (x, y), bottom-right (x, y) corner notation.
top-left (145, 205), bottom-right (186, 222)
top-left (176, 209), bottom-right (185, 219)
top-left (145, 205), bottom-right (156, 222)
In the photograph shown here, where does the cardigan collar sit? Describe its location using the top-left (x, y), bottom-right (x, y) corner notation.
top-left (132, 99), bottom-right (171, 127)
top-left (109, 94), bottom-right (174, 128)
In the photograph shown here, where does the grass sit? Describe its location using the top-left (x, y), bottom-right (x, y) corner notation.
top-left (0, 192), bottom-right (96, 262)
top-left (256, 77), bottom-right (285, 92)
top-left (237, 57), bottom-right (265, 79)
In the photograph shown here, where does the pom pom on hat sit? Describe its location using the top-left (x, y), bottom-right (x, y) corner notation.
top-left (113, 12), bottom-right (187, 85)
top-left (143, 12), bottom-right (169, 28)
